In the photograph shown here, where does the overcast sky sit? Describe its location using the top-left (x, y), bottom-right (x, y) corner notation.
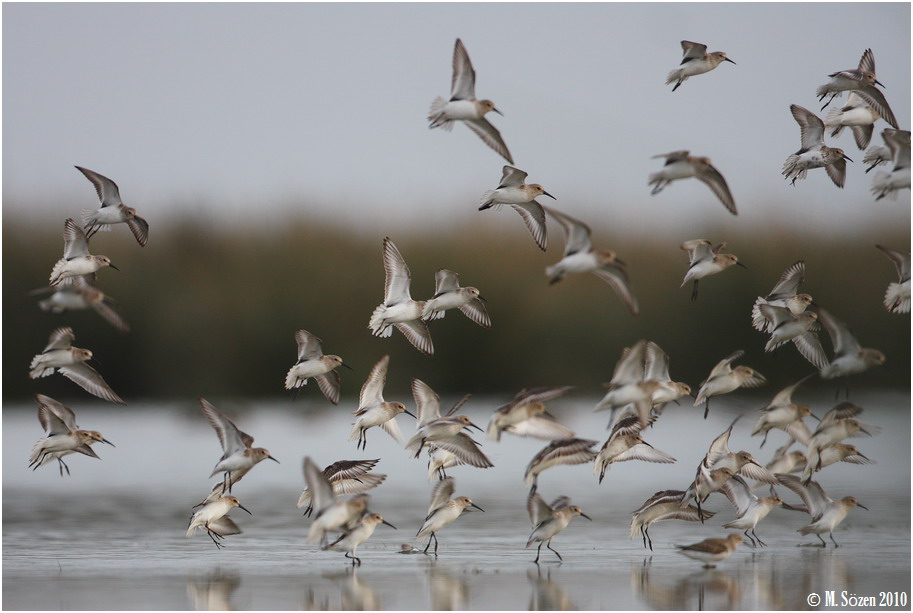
top-left (3, 3), bottom-right (910, 237)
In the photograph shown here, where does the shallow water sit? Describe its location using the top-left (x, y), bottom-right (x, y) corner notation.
top-left (3, 392), bottom-right (910, 610)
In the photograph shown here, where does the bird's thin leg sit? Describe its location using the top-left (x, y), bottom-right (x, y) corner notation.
top-left (433, 533), bottom-right (439, 556)
top-left (743, 530), bottom-right (757, 548)
top-left (703, 399), bottom-right (711, 420)
top-left (413, 439), bottom-right (426, 459)
top-left (829, 532), bottom-right (840, 548)
top-left (646, 527), bottom-right (654, 552)
top-left (547, 540), bottom-right (563, 562)
top-left (691, 280), bottom-right (699, 302)
top-left (424, 533), bottom-right (433, 554)
top-left (534, 543), bottom-right (542, 564)
top-left (697, 498), bottom-right (704, 524)
top-left (640, 526), bottom-right (648, 549)
top-left (816, 534), bottom-right (828, 547)
top-left (752, 529), bottom-right (766, 547)
top-left (206, 527), bottom-right (225, 549)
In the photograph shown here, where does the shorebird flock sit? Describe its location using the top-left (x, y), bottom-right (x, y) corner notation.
top-left (26, 38), bottom-right (908, 567)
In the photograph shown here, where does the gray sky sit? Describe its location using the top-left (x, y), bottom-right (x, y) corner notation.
top-left (3, 3), bottom-right (910, 236)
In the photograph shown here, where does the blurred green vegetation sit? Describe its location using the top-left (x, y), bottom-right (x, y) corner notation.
top-left (4, 206), bottom-right (909, 408)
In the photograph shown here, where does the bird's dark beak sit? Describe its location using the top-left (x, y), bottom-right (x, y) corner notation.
top-left (471, 503), bottom-right (485, 512)
top-left (857, 503), bottom-right (869, 511)
top-left (543, 191), bottom-right (557, 200)
top-left (468, 421), bottom-right (484, 432)
top-left (404, 409), bottom-right (417, 419)
top-left (268, 455), bottom-right (280, 463)
top-left (843, 154), bottom-right (854, 162)
top-left (102, 438), bottom-right (115, 447)
top-left (108, 264), bottom-right (120, 271)
top-left (724, 58), bottom-right (736, 65)
top-left (341, 362), bottom-right (353, 370)
top-left (580, 512), bottom-right (593, 521)
top-left (736, 261), bottom-right (749, 269)
top-left (382, 520), bottom-right (397, 529)
top-left (874, 79), bottom-right (884, 88)
top-left (238, 504), bottom-right (253, 515)
top-left (492, 107), bottom-right (503, 116)
top-left (809, 413), bottom-right (822, 421)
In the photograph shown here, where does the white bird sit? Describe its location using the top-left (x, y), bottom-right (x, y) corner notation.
top-left (428, 38), bottom-right (512, 164)
top-left (815, 48), bottom-right (898, 128)
top-left (751, 375), bottom-right (817, 447)
top-left (200, 398), bottom-right (278, 493)
top-left (29, 394), bottom-right (114, 475)
top-left (421, 269), bottom-right (490, 328)
top-left (751, 260), bottom-right (814, 332)
top-left (642, 341), bottom-right (692, 412)
top-left (719, 475), bottom-right (783, 547)
top-left (186, 496), bottom-right (251, 549)
top-left (416, 477), bottom-right (483, 555)
top-left (368, 237), bottom-right (433, 355)
top-left (782, 104), bottom-right (852, 188)
top-left (593, 415), bottom-right (676, 484)
top-left (303, 456), bottom-right (372, 546)
top-left (665, 40), bottom-right (735, 91)
top-left (693, 350), bottom-right (766, 418)
top-left (76, 166), bottom-right (149, 246)
top-left (679, 239), bottom-right (745, 301)
top-left (323, 512), bottom-right (396, 566)
top-left (349, 355), bottom-right (414, 450)
top-left (824, 92), bottom-right (880, 150)
top-left (486, 386), bottom-right (575, 442)
top-left (649, 150), bottom-right (737, 215)
top-left (543, 206), bottom-right (638, 314)
top-left (777, 475), bottom-right (868, 547)
top-left (817, 308), bottom-right (886, 382)
top-left (284, 329), bottom-right (350, 404)
top-left (479, 166), bottom-right (554, 251)
top-left (594, 340), bottom-right (659, 427)
top-left (297, 459), bottom-right (387, 516)
top-left (875, 244), bottom-right (910, 313)
top-left (49, 218), bottom-right (119, 286)
top-left (802, 402), bottom-right (876, 483)
top-left (28, 326), bottom-right (125, 404)
top-left (759, 305), bottom-right (827, 369)
top-left (526, 491), bottom-right (591, 563)
top-left (871, 128), bottom-right (911, 201)
top-left (30, 274), bottom-right (130, 332)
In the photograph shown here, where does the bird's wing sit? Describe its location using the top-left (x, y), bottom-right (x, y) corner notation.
top-left (527, 490), bottom-right (553, 525)
top-left (34, 394), bottom-right (79, 431)
top-left (767, 260), bottom-right (806, 299)
top-left (314, 371), bottom-right (341, 405)
top-left (466, 118), bottom-right (514, 166)
top-left (126, 215), bottom-right (150, 247)
top-left (412, 378), bottom-right (442, 428)
top-left (199, 398), bottom-right (250, 455)
top-left (719, 475), bottom-right (757, 517)
top-left (62, 218), bottom-right (90, 259)
top-left (429, 477), bottom-right (455, 514)
top-left (707, 349), bottom-right (744, 379)
top-left (295, 329), bottom-right (324, 361)
top-left (542, 205), bottom-right (593, 256)
top-left (303, 456), bottom-right (337, 512)
top-left (507, 202), bottom-right (547, 251)
top-left (791, 105), bottom-right (825, 150)
top-left (59, 363), bottom-right (125, 405)
top-left (358, 355), bottom-right (389, 408)
top-left (695, 162), bottom-right (737, 215)
top-left (432, 269), bottom-right (461, 296)
top-left (592, 263), bottom-right (639, 315)
top-left (450, 38), bottom-right (476, 100)
top-left (680, 40), bottom-right (708, 61)
top-left (458, 299), bottom-right (492, 328)
top-left (75, 166), bottom-right (123, 207)
top-left (381, 237), bottom-right (412, 304)
top-left (816, 308), bottom-right (861, 357)
top-left (499, 165), bottom-right (528, 187)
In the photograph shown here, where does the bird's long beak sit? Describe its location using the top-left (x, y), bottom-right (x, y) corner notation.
top-left (470, 503), bottom-right (485, 512)
top-left (580, 512), bottom-right (593, 521)
top-left (102, 438), bottom-right (115, 447)
top-left (382, 520), bottom-right (397, 529)
top-left (341, 362), bottom-right (353, 370)
top-left (109, 264), bottom-right (120, 271)
top-left (543, 191), bottom-right (557, 200)
top-left (468, 421), bottom-right (484, 432)
top-left (268, 455), bottom-right (280, 463)
top-left (843, 154), bottom-right (854, 162)
top-left (874, 79), bottom-right (885, 88)
top-left (857, 503), bottom-right (869, 511)
top-left (238, 504), bottom-right (253, 515)
top-left (724, 58), bottom-right (736, 65)
top-left (736, 261), bottom-right (749, 269)
top-left (404, 409), bottom-right (417, 419)
top-left (809, 413), bottom-right (822, 421)
top-left (492, 107), bottom-right (503, 116)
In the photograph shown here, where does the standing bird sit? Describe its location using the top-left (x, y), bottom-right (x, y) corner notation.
top-left (679, 239), bottom-right (745, 301)
top-left (630, 490), bottom-right (716, 551)
top-left (719, 475), bottom-right (783, 547)
top-left (200, 398), bottom-right (278, 494)
top-left (349, 355), bottom-right (414, 451)
top-left (76, 166), bottom-right (149, 246)
top-left (303, 457), bottom-right (373, 546)
top-left (676, 534), bottom-right (743, 568)
top-left (817, 308), bottom-right (886, 383)
top-left (543, 206), bottom-right (638, 314)
top-left (648, 151), bottom-right (737, 215)
top-left (29, 394), bottom-right (114, 475)
top-left (479, 166), bottom-right (554, 251)
top-left (48, 218), bottom-right (119, 286)
top-left (782, 104), bottom-right (853, 188)
top-left (665, 40), bottom-right (735, 91)
top-left (524, 438), bottom-right (598, 492)
top-left (693, 350), bottom-right (766, 418)
top-left (186, 496), bottom-right (251, 549)
top-left (815, 48), bottom-right (898, 128)
top-left (324, 512), bottom-right (396, 566)
top-left (421, 269), bottom-right (490, 328)
top-left (284, 329), bottom-right (350, 404)
top-left (824, 92), bottom-right (880, 150)
top-left (777, 475), bottom-right (868, 547)
top-left (526, 491), bottom-right (591, 563)
top-left (871, 128), bottom-right (911, 201)
top-left (428, 38), bottom-right (512, 164)
top-left (29, 327), bottom-right (125, 404)
top-left (486, 386), bottom-right (575, 442)
top-left (31, 274), bottom-right (130, 332)
top-left (751, 260), bottom-right (814, 333)
top-left (368, 237), bottom-right (433, 355)
top-left (416, 477), bottom-right (483, 555)
top-left (875, 244), bottom-right (910, 313)
top-left (297, 459), bottom-right (387, 517)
